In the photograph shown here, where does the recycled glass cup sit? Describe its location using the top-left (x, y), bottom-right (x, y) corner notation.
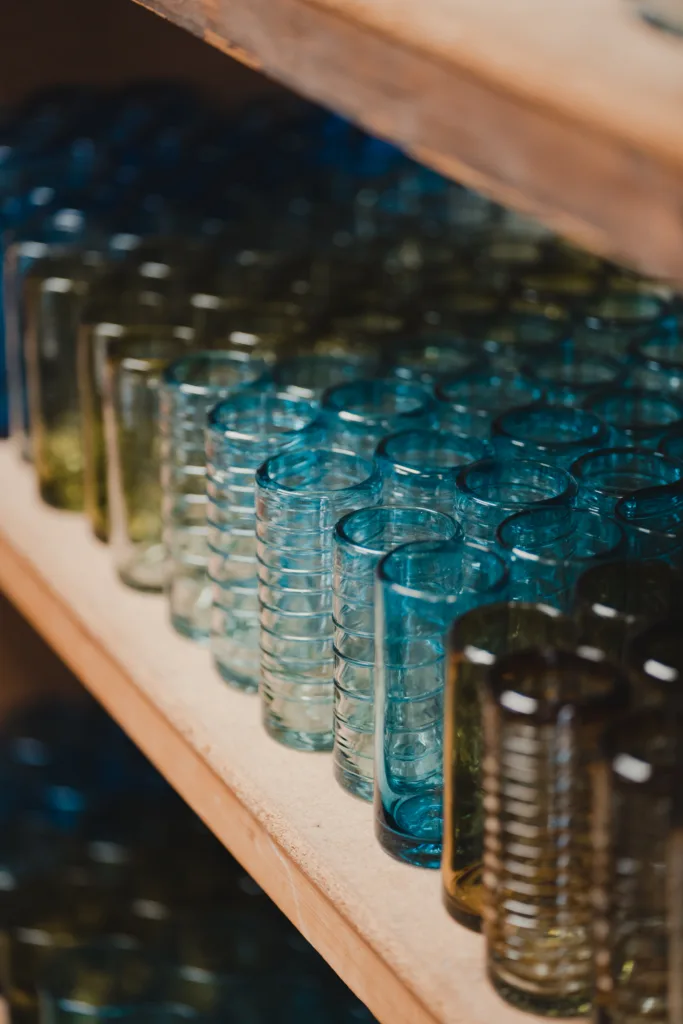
top-left (104, 335), bottom-right (189, 592)
top-left (627, 618), bottom-right (683, 708)
top-left (332, 505), bottom-right (460, 800)
top-left (256, 448), bottom-right (381, 751)
top-left (592, 709), bottom-right (683, 1024)
top-left (522, 349), bottom-right (626, 408)
top-left (160, 352), bottom-right (271, 641)
top-left (630, 332), bottom-right (683, 395)
top-left (375, 429), bottom-right (487, 513)
top-left (615, 483), bottom-right (683, 567)
top-left (574, 559), bottom-right (682, 664)
top-left (659, 424), bottom-right (683, 461)
top-left (571, 447), bottom-right (683, 514)
top-left (455, 457), bottom-right (576, 542)
top-left (477, 310), bottom-right (569, 374)
top-left (435, 369), bottom-right (543, 440)
top-left (482, 648), bottom-right (629, 1017)
top-left (387, 332), bottom-right (483, 385)
top-left (443, 603), bottom-right (577, 932)
top-left (320, 378), bottom-right (435, 457)
top-left (585, 387), bottom-right (683, 449)
top-left (205, 391), bottom-right (322, 692)
top-left (574, 293), bottom-right (668, 357)
top-left (271, 353), bottom-right (377, 401)
top-left (375, 538), bottom-right (508, 868)
top-left (492, 403), bottom-right (608, 468)
top-left (496, 506), bottom-right (626, 609)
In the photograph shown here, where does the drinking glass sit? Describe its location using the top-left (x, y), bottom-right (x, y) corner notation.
top-left (435, 370), bottom-right (542, 440)
top-left (482, 648), bottom-right (629, 1016)
top-left (320, 379), bottom-right (435, 457)
top-left (375, 428), bottom-right (487, 513)
top-left (272, 353), bottom-right (376, 401)
top-left (375, 538), bottom-right (508, 867)
top-left (585, 387), bottom-right (683, 449)
top-left (571, 447), bottom-right (683, 514)
top-left (333, 505), bottom-right (460, 800)
top-left (659, 425), bottom-right (683, 461)
top-left (492, 403), bottom-right (608, 468)
top-left (205, 391), bottom-right (321, 691)
top-left (477, 311), bottom-right (569, 373)
top-left (574, 294), bottom-right (668, 357)
top-left (455, 457), bottom-right (576, 542)
top-left (256, 448), bottom-right (381, 751)
top-left (443, 602), bottom-right (577, 932)
top-left (160, 352), bottom-right (271, 641)
top-left (627, 618), bottom-right (683, 708)
top-left (615, 483), bottom-right (683, 567)
top-left (630, 332), bottom-right (683, 395)
top-left (522, 349), bottom-right (626, 408)
top-left (388, 332), bottom-right (482, 385)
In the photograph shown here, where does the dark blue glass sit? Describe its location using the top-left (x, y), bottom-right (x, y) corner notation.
top-left (435, 369), bottom-right (543, 439)
top-left (571, 447), bottom-right (683, 514)
top-left (321, 378), bottom-right (435, 456)
top-left (375, 538), bottom-right (508, 868)
top-left (492, 403), bottom-right (608, 468)
top-left (585, 387), bottom-right (683, 448)
top-left (375, 428), bottom-right (487, 513)
top-left (455, 457), bottom-right (576, 542)
top-left (522, 349), bottom-right (626, 408)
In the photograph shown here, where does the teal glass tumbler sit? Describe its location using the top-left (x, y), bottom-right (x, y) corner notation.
top-left (272, 353), bottom-right (378, 400)
top-left (496, 506), bottom-right (626, 610)
top-left (629, 332), bottom-right (683, 395)
top-left (320, 379), bottom-right (435, 457)
top-left (522, 350), bottom-right (625, 408)
top-left (574, 293), bottom-right (668, 357)
top-left (332, 505), bottom-right (460, 801)
top-left (206, 391), bottom-right (322, 692)
top-left (255, 448), bottom-right (381, 751)
top-left (375, 538), bottom-right (508, 868)
top-left (615, 485), bottom-right (683, 567)
top-left (455, 457), bottom-right (576, 542)
top-left (659, 425), bottom-right (683, 461)
top-left (585, 387), bottom-right (683, 449)
top-left (492, 403), bottom-right (608, 468)
top-left (435, 370), bottom-right (542, 440)
top-left (375, 429), bottom-right (487, 513)
top-left (388, 332), bottom-right (483, 385)
top-left (160, 352), bottom-right (271, 642)
top-left (571, 447), bottom-right (683, 514)
top-left (478, 311), bottom-right (569, 374)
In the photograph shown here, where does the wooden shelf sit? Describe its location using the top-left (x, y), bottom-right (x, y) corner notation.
top-left (0, 443), bottom-right (574, 1024)
top-left (133, 0), bottom-right (683, 286)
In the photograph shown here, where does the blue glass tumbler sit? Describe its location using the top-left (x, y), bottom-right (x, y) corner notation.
top-left (492, 403), bottom-right (608, 468)
top-left (478, 311), bottom-right (569, 374)
top-left (435, 369), bottom-right (542, 439)
top-left (455, 457), bottom-right (576, 543)
top-left (272, 353), bottom-right (378, 401)
top-left (522, 349), bottom-right (626, 408)
top-left (629, 332), bottom-right (683, 395)
top-left (160, 352), bottom-right (270, 641)
top-left (659, 425), bottom-right (683, 461)
top-left (206, 391), bottom-right (322, 692)
top-left (585, 387), bottom-right (683, 449)
top-left (571, 447), bottom-right (683, 514)
top-left (256, 448), bottom-right (381, 751)
top-left (615, 486), bottom-right (683, 567)
top-left (375, 538), bottom-right (508, 868)
top-left (388, 332), bottom-right (482, 385)
top-left (320, 378), bottom-right (435, 457)
top-left (332, 505), bottom-right (460, 801)
top-left (574, 293), bottom-right (668, 357)
top-left (375, 429), bottom-right (487, 513)
top-left (496, 506), bottom-right (626, 609)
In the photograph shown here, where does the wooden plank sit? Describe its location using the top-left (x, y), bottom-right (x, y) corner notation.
top-left (0, 444), bottom-right (575, 1024)
top-left (131, 0), bottom-right (683, 285)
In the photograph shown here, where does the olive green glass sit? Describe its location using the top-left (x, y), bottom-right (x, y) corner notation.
top-left (482, 649), bottom-right (629, 1018)
top-left (443, 603), bottom-right (577, 933)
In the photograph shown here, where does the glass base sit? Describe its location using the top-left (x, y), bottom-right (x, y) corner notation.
top-left (39, 477), bottom-right (84, 511)
top-left (262, 713), bottom-right (333, 752)
top-left (443, 875), bottom-right (482, 934)
top-left (333, 759), bottom-right (373, 802)
top-left (488, 964), bottom-right (590, 1018)
top-left (170, 613), bottom-right (210, 645)
top-left (375, 802), bottom-right (442, 869)
top-left (215, 658), bottom-right (258, 694)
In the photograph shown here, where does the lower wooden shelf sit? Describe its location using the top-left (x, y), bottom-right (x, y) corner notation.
top-left (0, 443), bottom-right (568, 1024)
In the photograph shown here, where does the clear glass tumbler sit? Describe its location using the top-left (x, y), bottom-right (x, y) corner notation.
top-left (455, 457), bottom-right (576, 542)
top-left (496, 506), bottom-right (626, 609)
top-left (443, 602), bottom-right (577, 932)
top-left (375, 428), bottom-right (487, 513)
top-left (585, 387), bottom-right (683, 449)
top-left (160, 351), bottom-right (271, 641)
top-left (205, 391), bottom-right (321, 693)
top-left (375, 538), bottom-right (508, 868)
top-left (332, 505), bottom-right (460, 801)
top-left (615, 485), bottom-right (683, 568)
top-left (571, 447), bottom-right (683, 515)
top-left (482, 648), bottom-right (629, 1017)
top-left (492, 403), bottom-right (608, 468)
top-left (435, 369), bottom-right (542, 440)
top-left (256, 447), bottom-right (381, 751)
top-left (320, 378), bottom-right (435, 457)
top-left (103, 335), bottom-right (189, 592)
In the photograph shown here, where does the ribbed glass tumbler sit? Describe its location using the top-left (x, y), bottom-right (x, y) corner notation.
top-left (628, 618), bottom-right (683, 708)
top-left (272, 353), bottom-right (378, 400)
top-left (586, 388), bottom-right (683, 449)
top-left (375, 429), bottom-right (487, 513)
top-left (320, 379), bottom-right (435, 457)
top-left (443, 603), bottom-right (577, 933)
top-left (435, 369), bottom-right (542, 440)
top-left (482, 649), bottom-right (629, 1017)
top-left (103, 335), bottom-right (188, 592)
top-left (496, 506), bottom-right (626, 609)
top-left (455, 457), bottom-right (576, 543)
top-left (205, 391), bottom-right (321, 693)
top-left (375, 538), bottom-right (508, 868)
top-left (522, 350), bottom-right (625, 409)
top-left (615, 486), bottom-right (683, 567)
top-left (571, 448), bottom-right (683, 514)
top-left (256, 448), bottom-right (381, 751)
top-left (492, 404), bottom-right (608, 468)
top-left (160, 352), bottom-right (270, 641)
top-left (332, 506), bottom-right (460, 801)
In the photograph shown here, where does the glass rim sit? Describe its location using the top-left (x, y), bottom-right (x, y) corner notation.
top-left (586, 385), bottom-right (683, 424)
top-left (495, 506), bottom-right (626, 566)
top-left (334, 504), bottom-right (460, 557)
top-left (455, 457), bottom-right (577, 509)
top-left (435, 369), bottom-right (540, 407)
top-left (255, 446), bottom-right (379, 497)
top-left (377, 537), bottom-right (508, 604)
top-left (321, 377), bottom-right (435, 423)
top-left (207, 391), bottom-right (319, 443)
top-left (162, 351), bottom-right (269, 395)
top-left (491, 402), bottom-right (607, 449)
top-left (375, 427), bottom-right (485, 474)
top-left (574, 558), bottom-right (681, 620)
top-left (448, 599), bottom-right (567, 659)
top-left (569, 445), bottom-right (682, 484)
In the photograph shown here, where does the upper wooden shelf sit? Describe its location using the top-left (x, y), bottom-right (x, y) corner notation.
top-left (0, 443), bottom-right (576, 1024)
top-left (133, 0), bottom-right (683, 285)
